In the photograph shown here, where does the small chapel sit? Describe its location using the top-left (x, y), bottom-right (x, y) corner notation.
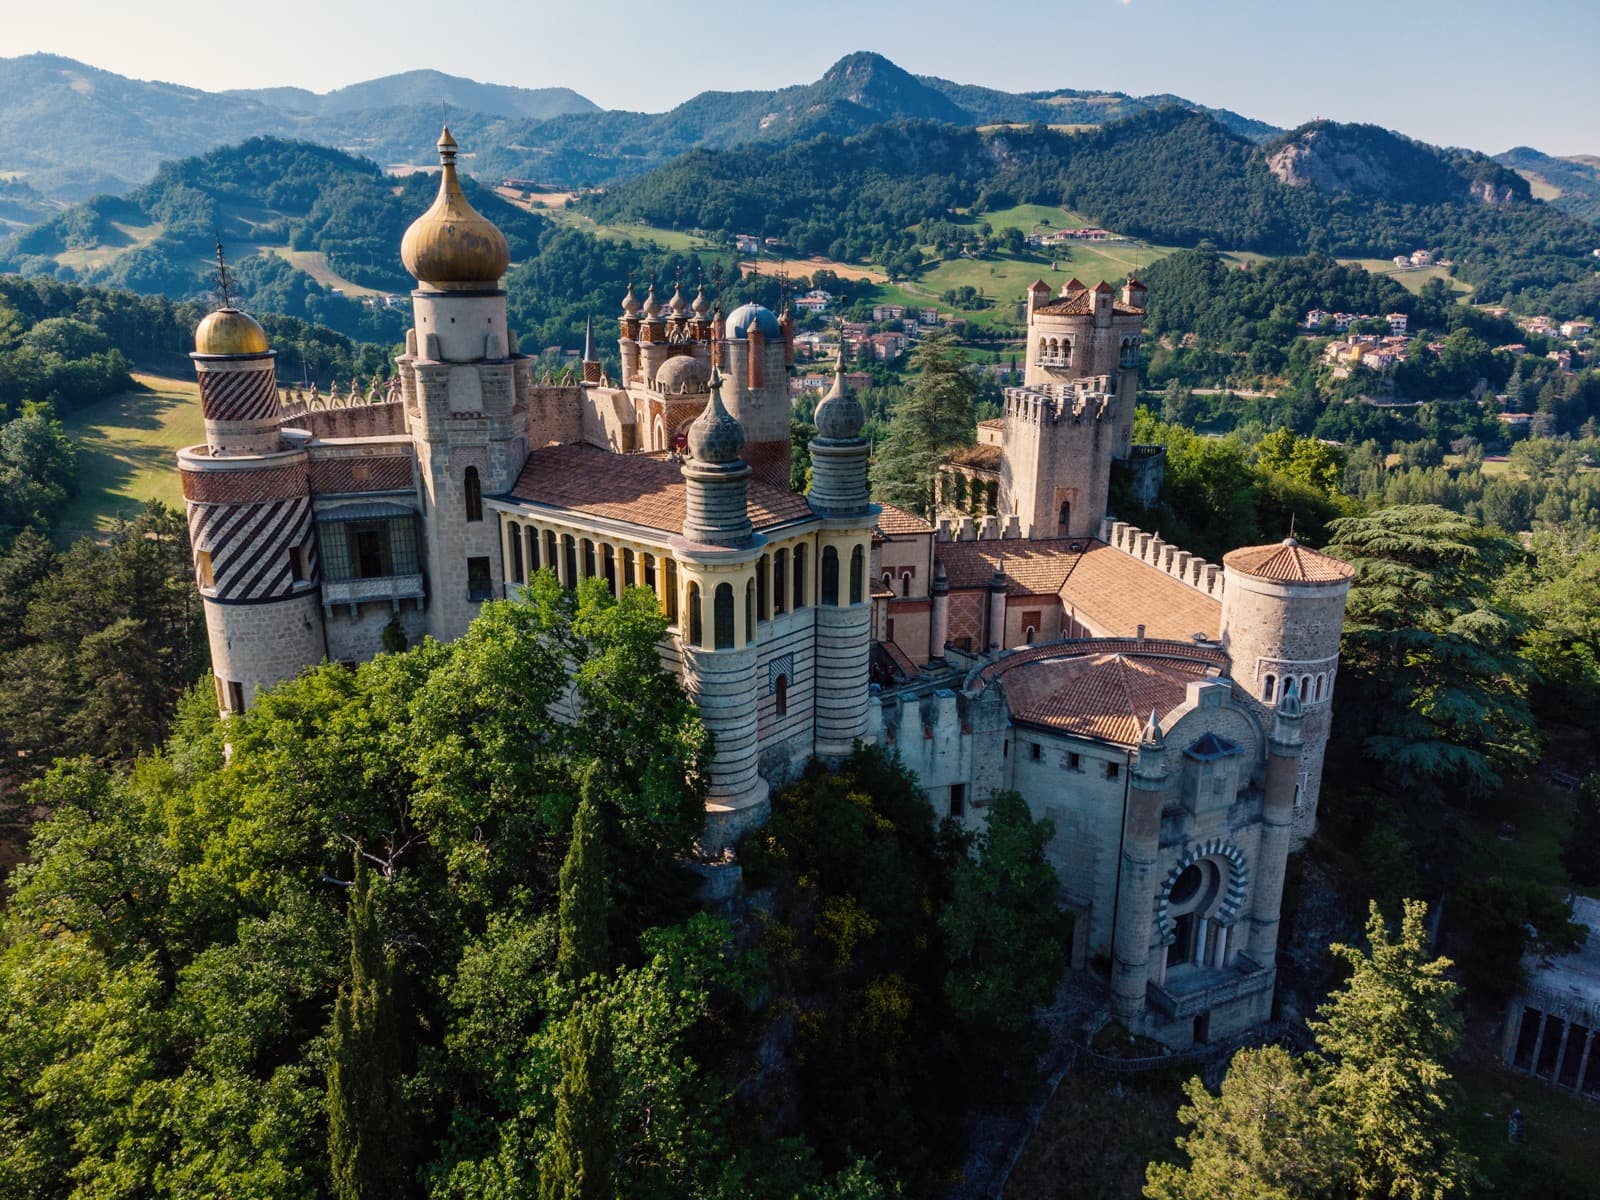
top-left (177, 127), bottom-right (1353, 1048)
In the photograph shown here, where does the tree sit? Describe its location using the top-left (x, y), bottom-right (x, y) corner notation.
top-left (327, 856), bottom-right (413, 1200)
top-left (1563, 774), bottom-right (1600, 888)
top-left (540, 1002), bottom-right (618, 1200)
top-left (1144, 1046), bottom-right (1331, 1200)
top-left (1325, 505), bottom-right (1539, 808)
top-left (939, 791), bottom-right (1066, 1091)
top-left (1312, 900), bottom-right (1477, 1200)
top-left (558, 786), bottom-right (610, 986)
top-left (871, 330), bottom-right (976, 517)
top-left (0, 401), bottom-right (77, 529)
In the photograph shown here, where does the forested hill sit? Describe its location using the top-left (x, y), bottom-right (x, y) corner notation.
top-left (0, 138), bottom-right (545, 342)
top-left (0, 51), bottom-right (1272, 201)
top-left (586, 110), bottom-right (1600, 316)
top-left (1496, 145), bottom-right (1600, 223)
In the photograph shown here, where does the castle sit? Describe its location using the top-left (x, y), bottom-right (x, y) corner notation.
top-left (178, 128), bottom-right (1352, 1049)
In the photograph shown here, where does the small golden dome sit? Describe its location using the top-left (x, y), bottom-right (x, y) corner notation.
top-left (194, 307), bottom-right (270, 356)
top-left (400, 126), bottom-right (510, 290)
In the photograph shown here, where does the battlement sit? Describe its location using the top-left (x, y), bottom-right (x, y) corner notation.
top-left (1002, 379), bottom-right (1117, 426)
top-left (1099, 517), bottom-right (1226, 600)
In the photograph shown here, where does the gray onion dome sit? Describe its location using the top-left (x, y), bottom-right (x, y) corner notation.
top-left (813, 367), bottom-right (864, 440)
top-left (687, 374), bottom-right (745, 463)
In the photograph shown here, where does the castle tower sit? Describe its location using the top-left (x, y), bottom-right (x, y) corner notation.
top-left (1219, 538), bottom-right (1354, 841)
top-left (673, 373), bottom-right (769, 849)
top-left (719, 302), bottom-right (793, 488)
top-left (807, 358), bottom-right (876, 757)
top-left (179, 302), bottom-right (325, 713)
top-left (395, 125), bottom-right (528, 642)
top-left (1111, 710), bottom-right (1168, 1021)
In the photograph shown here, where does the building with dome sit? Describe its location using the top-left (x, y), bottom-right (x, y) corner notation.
top-left (177, 128), bottom-right (1352, 1049)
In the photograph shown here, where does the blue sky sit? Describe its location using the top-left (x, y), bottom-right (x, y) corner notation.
top-left (5, 0), bottom-right (1596, 155)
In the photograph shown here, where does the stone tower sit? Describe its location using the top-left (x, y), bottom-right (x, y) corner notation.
top-left (1001, 277), bottom-right (1147, 539)
top-left (394, 126), bottom-right (532, 641)
top-left (806, 356), bottom-right (877, 757)
top-left (178, 304), bottom-right (325, 713)
top-left (718, 302), bottom-right (793, 487)
top-left (673, 373), bottom-right (769, 849)
top-left (1219, 538), bottom-right (1354, 841)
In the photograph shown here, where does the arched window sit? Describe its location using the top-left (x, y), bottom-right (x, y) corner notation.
top-left (545, 530), bottom-right (559, 578)
top-left (464, 467), bottom-right (483, 522)
top-left (508, 521), bottom-right (524, 583)
top-left (745, 579), bottom-right (755, 644)
top-left (664, 558), bottom-right (678, 623)
top-left (849, 544), bottom-right (864, 604)
top-left (882, 571), bottom-right (894, 590)
top-left (1025, 626), bottom-right (1036, 644)
top-left (901, 572), bottom-right (911, 597)
top-left (821, 545), bottom-right (840, 606)
top-left (1263, 674), bottom-right (1276, 701)
top-left (643, 552), bottom-right (657, 593)
top-left (526, 526), bottom-right (540, 573)
top-left (603, 544), bottom-right (617, 593)
top-left (775, 674), bottom-right (788, 717)
top-left (773, 549), bottom-right (787, 615)
top-left (986, 481), bottom-right (999, 515)
top-left (1300, 675), bottom-right (1312, 703)
top-left (687, 582), bottom-right (702, 646)
top-left (562, 534), bottom-right (577, 587)
top-left (793, 544), bottom-right (808, 609)
top-left (715, 582), bottom-right (735, 649)
top-left (757, 554), bottom-right (769, 621)
top-left (1058, 501), bottom-right (1071, 536)
top-left (622, 547), bottom-right (635, 591)
top-left (1314, 674), bottom-right (1325, 701)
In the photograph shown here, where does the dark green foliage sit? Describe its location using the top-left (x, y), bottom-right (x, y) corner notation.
top-left (0, 401), bottom-right (77, 529)
top-left (328, 856), bottom-right (414, 1200)
top-left (557, 789), bottom-right (609, 986)
top-left (1450, 879), bottom-right (1586, 1003)
top-left (539, 1003), bottom-right (618, 1200)
top-left (1562, 774), bottom-right (1600, 888)
top-left (870, 330), bottom-right (976, 517)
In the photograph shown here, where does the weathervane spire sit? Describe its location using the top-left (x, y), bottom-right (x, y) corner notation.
top-left (213, 235), bottom-right (233, 309)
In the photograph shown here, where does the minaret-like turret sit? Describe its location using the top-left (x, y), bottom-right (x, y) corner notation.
top-left (1249, 679), bottom-right (1304, 966)
top-left (581, 314), bottom-right (601, 384)
top-left (395, 125), bottom-right (526, 641)
top-left (178, 256), bottom-right (325, 713)
top-left (673, 371), bottom-right (769, 848)
top-left (806, 350), bottom-right (877, 757)
top-left (1111, 709), bottom-right (1169, 1021)
top-left (619, 279), bottom-right (641, 382)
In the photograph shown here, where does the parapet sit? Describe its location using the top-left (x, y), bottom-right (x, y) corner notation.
top-left (1099, 517), bottom-right (1226, 600)
top-left (1002, 380), bottom-right (1117, 425)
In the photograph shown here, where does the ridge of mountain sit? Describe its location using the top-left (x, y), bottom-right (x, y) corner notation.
top-left (225, 68), bottom-right (598, 121)
top-left (1495, 145), bottom-right (1600, 223)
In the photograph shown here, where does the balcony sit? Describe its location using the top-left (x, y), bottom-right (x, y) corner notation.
top-left (321, 573), bottom-right (425, 612)
top-left (1035, 355), bottom-right (1072, 368)
top-left (1148, 956), bottom-right (1273, 1020)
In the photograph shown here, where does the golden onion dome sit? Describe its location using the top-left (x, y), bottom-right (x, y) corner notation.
top-left (194, 307), bottom-right (270, 356)
top-left (399, 126), bottom-right (510, 290)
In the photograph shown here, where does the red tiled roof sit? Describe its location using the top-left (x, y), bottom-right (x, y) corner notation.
top-left (947, 443), bottom-right (1002, 469)
top-left (1058, 542), bottom-right (1222, 641)
top-left (1222, 538), bottom-right (1354, 584)
top-left (507, 443), bottom-right (813, 533)
top-left (936, 538), bottom-right (1084, 596)
top-left (1034, 297), bottom-right (1146, 317)
top-left (876, 502), bottom-right (935, 535)
top-left (977, 417), bottom-right (1006, 430)
top-left (983, 641), bottom-right (1222, 745)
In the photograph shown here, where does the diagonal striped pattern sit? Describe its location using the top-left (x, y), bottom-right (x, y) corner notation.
top-left (187, 496), bottom-right (316, 602)
top-left (200, 365), bottom-right (279, 424)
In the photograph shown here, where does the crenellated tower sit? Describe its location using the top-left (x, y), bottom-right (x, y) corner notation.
top-left (394, 126), bottom-right (530, 641)
top-left (178, 301), bottom-right (325, 713)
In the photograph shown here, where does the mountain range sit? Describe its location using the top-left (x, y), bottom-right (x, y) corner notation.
top-left (0, 51), bottom-right (1275, 206)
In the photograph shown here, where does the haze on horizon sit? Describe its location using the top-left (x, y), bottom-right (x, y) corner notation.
top-left (2, 0), bottom-right (1595, 157)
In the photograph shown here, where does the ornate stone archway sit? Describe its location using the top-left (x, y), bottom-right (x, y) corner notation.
top-left (1155, 839), bottom-right (1249, 943)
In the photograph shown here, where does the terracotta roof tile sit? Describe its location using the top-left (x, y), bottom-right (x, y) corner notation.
top-left (936, 538), bottom-right (1084, 596)
top-left (1223, 538), bottom-right (1354, 584)
top-left (507, 443), bottom-right (813, 534)
top-left (1058, 542), bottom-right (1222, 640)
top-left (981, 642), bottom-right (1221, 745)
top-left (876, 502), bottom-right (934, 535)
top-left (978, 417), bottom-right (1006, 430)
top-left (947, 443), bottom-right (1002, 469)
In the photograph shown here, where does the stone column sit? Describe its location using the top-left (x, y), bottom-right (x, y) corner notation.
top-left (1531, 1011), bottom-right (1550, 1076)
top-left (1554, 1018), bottom-right (1573, 1084)
top-left (928, 560), bottom-right (950, 662)
top-left (1576, 1027), bottom-right (1594, 1094)
top-left (987, 568), bottom-right (1008, 653)
top-left (1249, 685), bottom-right (1303, 964)
top-left (1111, 713), bottom-right (1168, 1022)
top-left (1499, 997), bottom-right (1527, 1064)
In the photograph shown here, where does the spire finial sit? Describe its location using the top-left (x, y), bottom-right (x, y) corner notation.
top-left (213, 235), bottom-right (233, 309)
top-left (583, 312), bottom-right (595, 361)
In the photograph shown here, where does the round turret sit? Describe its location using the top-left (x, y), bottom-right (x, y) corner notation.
top-left (400, 127), bottom-right (510, 290)
top-left (656, 355), bottom-right (711, 394)
top-left (194, 307), bottom-right (270, 357)
top-left (725, 302), bottom-right (781, 339)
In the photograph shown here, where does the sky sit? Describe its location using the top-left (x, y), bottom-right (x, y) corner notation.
top-left (3, 0), bottom-right (1596, 156)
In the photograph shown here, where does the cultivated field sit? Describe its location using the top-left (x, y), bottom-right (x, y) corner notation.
top-left (56, 372), bottom-right (202, 537)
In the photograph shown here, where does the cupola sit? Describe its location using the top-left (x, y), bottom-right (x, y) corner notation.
top-left (400, 127), bottom-right (511, 290)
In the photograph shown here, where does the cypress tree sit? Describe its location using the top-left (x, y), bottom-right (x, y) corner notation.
top-left (557, 788), bottom-right (609, 985)
top-left (327, 855), bottom-right (411, 1200)
top-left (870, 330), bottom-right (977, 518)
top-left (540, 1003), bottom-right (618, 1200)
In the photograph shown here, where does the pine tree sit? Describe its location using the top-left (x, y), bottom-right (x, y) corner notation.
top-left (327, 856), bottom-right (411, 1200)
top-left (558, 788), bottom-right (610, 985)
top-left (540, 1003), bottom-right (618, 1200)
top-left (1312, 899), bottom-right (1478, 1200)
top-left (870, 330), bottom-right (976, 517)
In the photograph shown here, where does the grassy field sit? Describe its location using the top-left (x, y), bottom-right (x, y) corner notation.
top-left (55, 372), bottom-right (202, 538)
top-left (267, 247), bottom-right (388, 298)
top-left (1340, 258), bottom-right (1473, 298)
